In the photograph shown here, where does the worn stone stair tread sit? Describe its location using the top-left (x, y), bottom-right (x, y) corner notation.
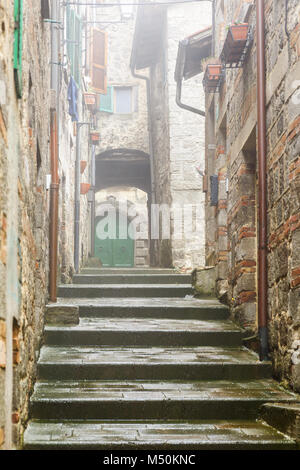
top-left (45, 317), bottom-right (241, 332)
top-left (81, 268), bottom-right (178, 274)
top-left (59, 284), bottom-right (193, 288)
top-left (39, 345), bottom-right (263, 364)
top-left (54, 297), bottom-right (224, 307)
top-left (73, 274), bottom-right (192, 285)
top-left (31, 379), bottom-right (297, 402)
top-left (51, 297), bottom-right (229, 320)
top-left (58, 284), bottom-right (194, 299)
top-left (23, 420), bottom-right (297, 450)
top-left (44, 317), bottom-right (243, 347)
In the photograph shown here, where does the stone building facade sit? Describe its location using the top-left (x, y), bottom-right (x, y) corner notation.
top-left (131, 2), bottom-right (212, 270)
top-left (202, 0), bottom-right (300, 391)
top-left (0, 0), bottom-right (94, 449)
top-left (96, 6), bottom-right (149, 155)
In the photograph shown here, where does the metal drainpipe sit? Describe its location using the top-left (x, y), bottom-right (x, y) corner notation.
top-left (256, 0), bottom-right (269, 361)
top-left (91, 144), bottom-right (96, 257)
top-left (176, 78), bottom-right (205, 116)
top-left (49, 0), bottom-right (60, 302)
top-left (131, 66), bottom-right (156, 265)
top-left (74, 122), bottom-right (82, 274)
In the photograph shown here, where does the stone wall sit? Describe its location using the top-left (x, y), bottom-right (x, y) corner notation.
top-left (0, 0), bottom-right (51, 448)
top-left (207, 0), bottom-right (300, 391)
top-left (149, 3), bottom-right (211, 270)
top-left (0, 1), bottom-right (93, 448)
top-left (96, 6), bottom-right (149, 157)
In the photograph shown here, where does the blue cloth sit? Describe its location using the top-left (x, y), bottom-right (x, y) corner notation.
top-left (68, 76), bottom-right (79, 122)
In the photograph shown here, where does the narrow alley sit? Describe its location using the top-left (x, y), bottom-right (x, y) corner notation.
top-left (0, 0), bottom-right (300, 454)
top-left (24, 268), bottom-right (297, 449)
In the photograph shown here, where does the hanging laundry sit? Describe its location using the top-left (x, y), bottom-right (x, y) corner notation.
top-left (67, 76), bottom-right (79, 122)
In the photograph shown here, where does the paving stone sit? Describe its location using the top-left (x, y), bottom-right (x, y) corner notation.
top-left (23, 267), bottom-right (299, 450)
top-left (23, 420), bottom-right (297, 450)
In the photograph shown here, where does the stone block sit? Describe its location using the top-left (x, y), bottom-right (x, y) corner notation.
top-left (85, 257), bottom-right (102, 268)
top-left (45, 305), bottom-right (79, 325)
top-left (192, 266), bottom-right (215, 296)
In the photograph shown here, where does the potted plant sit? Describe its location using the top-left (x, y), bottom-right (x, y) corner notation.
top-left (221, 22), bottom-right (250, 67)
top-left (90, 131), bottom-right (100, 145)
top-left (83, 92), bottom-right (97, 111)
top-left (203, 63), bottom-right (223, 93)
top-left (229, 22), bottom-right (249, 41)
top-left (80, 161), bottom-right (87, 174)
top-left (80, 183), bottom-right (91, 195)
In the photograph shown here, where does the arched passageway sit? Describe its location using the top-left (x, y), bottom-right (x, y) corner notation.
top-left (91, 148), bottom-right (153, 266)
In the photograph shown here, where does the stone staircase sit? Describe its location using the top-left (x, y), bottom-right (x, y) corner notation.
top-left (24, 268), bottom-right (299, 449)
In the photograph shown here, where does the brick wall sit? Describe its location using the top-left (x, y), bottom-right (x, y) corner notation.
top-left (207, 0), bottom-right (300, 391)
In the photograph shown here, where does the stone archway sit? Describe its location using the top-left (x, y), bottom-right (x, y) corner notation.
top-left (95, 148), bottom-right (151, 194)
top-left (91, 149), bottom-right (154, 266)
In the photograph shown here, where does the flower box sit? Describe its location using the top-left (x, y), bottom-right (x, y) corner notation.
top-left (80, 183), bottom-right (91, 195)
top-left (90, 131), bottom-right (100, 145)
top-left (80, 161), bottom-right (87, 174)
top-left (221, 23), bottom-right (250, 67)
top-left (84, 93), bottom-right (97, 111)
top-left (203, 64), bottom-right (223, 93)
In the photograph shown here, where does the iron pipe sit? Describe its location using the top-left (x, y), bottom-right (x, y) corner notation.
top-left (256, 0), bottom-right (269, 360)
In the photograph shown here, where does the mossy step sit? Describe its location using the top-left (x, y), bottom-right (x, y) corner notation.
top-left (23, 419), bottom-right (297, 450)
top-left (73, 274), bottom-right (192, 285)
top-left (44, 317), bottom-right (243, 347)
top-left (54, 298), bottom-right (229, 320)
top-left (58, 284), bottom-right (194, 299)
top-left (30, 379), bottom-right (297, 420)
top-left (37, 346), bottom-right (272, 381)
top-left (81, 268), bottom-right (178, 275)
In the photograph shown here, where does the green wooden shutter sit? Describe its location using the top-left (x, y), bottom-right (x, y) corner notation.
top-left (74, 13), bottom-right (82, 88)
top-left (13, 0), bottom-right (23, 98)
top-left (99, 86), bottom-right (114, 113)
top-left (66, 6), bottom-right (73, 61)
top-left (66, 8), bottom-right (82, 88)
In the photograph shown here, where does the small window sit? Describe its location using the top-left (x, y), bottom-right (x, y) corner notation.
top-left (100, 86), bottom-right (138, 114)
top-left (115, 87), bottom-right (133, 114)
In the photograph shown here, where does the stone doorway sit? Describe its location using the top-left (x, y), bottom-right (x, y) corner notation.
top-left (95, 187), bottom-right (149, 268)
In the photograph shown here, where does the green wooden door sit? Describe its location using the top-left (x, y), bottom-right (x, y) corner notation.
top-left (95, 215), bottom-right (134, 267)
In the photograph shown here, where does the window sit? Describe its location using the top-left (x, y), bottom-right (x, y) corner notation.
top-left (90, 28), bottom-right (107, 94)
top-left (66, 7), bottom-right (82, 88)
top-left (115, 87), bottom-right (133, 114)
top-left (100, 86), bottom-right (138, 114)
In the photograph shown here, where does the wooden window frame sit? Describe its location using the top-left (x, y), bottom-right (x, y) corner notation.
top-left (90, 28), bottom-right (108, 94)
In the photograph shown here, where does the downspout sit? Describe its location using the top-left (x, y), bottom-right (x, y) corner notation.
top-left (131, 66), bottom-right (156, 265)
top-left (256, 0), bottom-right (269, 361)
top-left (176, 78), bottom-right (205, 116)
top-left (90, 144), bottom-right (96, 257)
top-left (49, 0), bottom-right (60, 302)
top-left (74, 122), bottom-right (81, 274)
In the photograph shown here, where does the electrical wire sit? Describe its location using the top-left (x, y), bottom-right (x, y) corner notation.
top-left (64, 0), bottom-right (212, 7)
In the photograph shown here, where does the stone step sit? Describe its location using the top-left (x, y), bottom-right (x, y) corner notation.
top-left (55, 298), bottom-right (229, 320)
top-left (30, 379), bottom-right (297, 421)
top-left (58, 284), bottom-right (194, 298)
top-left (37, 346), bottom-right (272, 381)
top-left (81, 268), bottom-right (178, 275)
top-left (44, 317), bottom-right (243, 347)
top-left (73, 273), bottom-right (192, 285)
top-left (23, 419), bottom-right (296, 450)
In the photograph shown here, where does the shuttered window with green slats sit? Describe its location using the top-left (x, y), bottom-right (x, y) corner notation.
top-left (13, 0), bottom-right (23, 98)
top-left (99, 85), bottom-right (114, 113)
top-left (66, 6), bottom-right (82, 88)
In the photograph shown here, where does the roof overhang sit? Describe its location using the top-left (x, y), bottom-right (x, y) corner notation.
top-left (130, 4), bottom-right (166, 71)
top-left (174, 26), bottom-right (212, 82)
